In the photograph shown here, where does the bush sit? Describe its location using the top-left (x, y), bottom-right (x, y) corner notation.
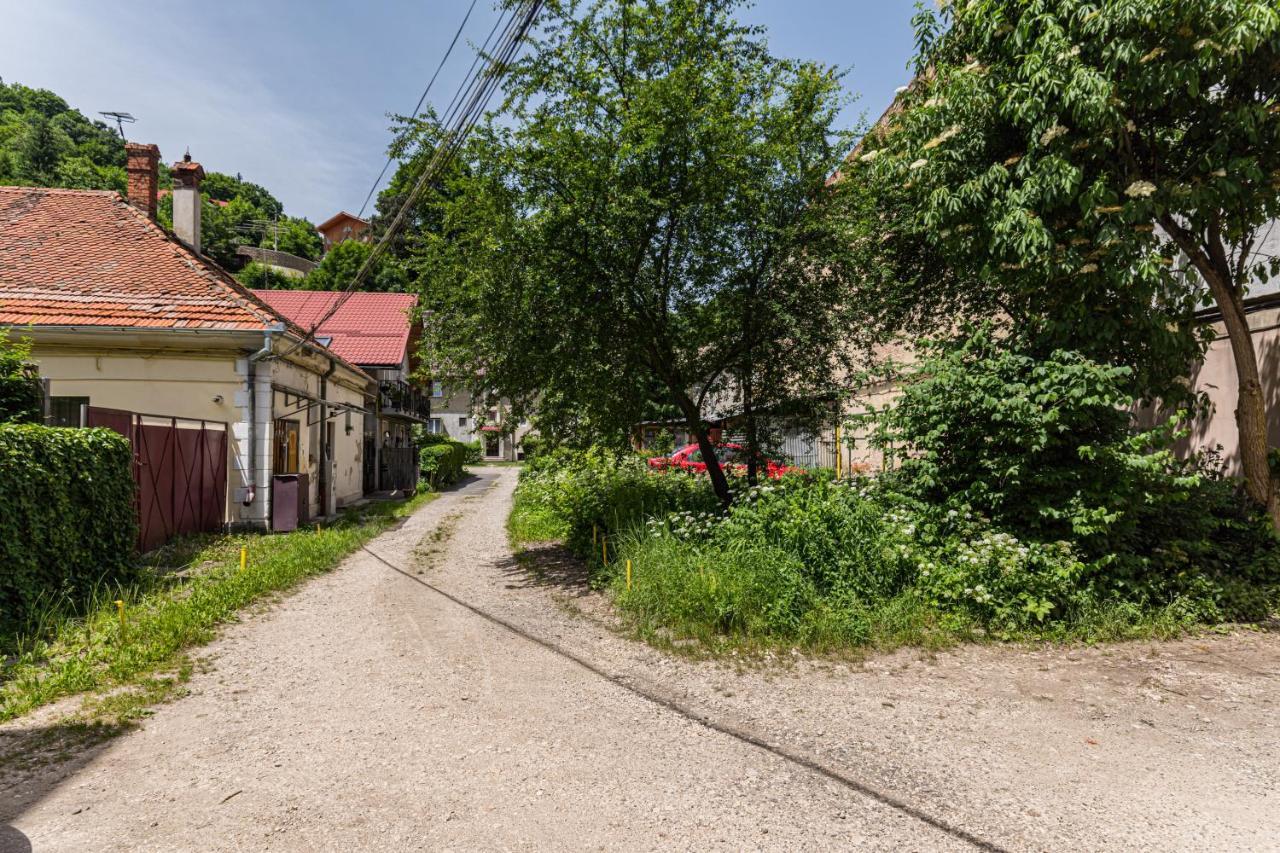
top-left (0, 424), bottom-right (138, 627)
top-left (0, 333), bottom-right (40, 424)
top-left (462, 439), bottom-right (483, 465)
top-left (514, 447), bottom-right (719, 556)
top-left (419, 437), bottom-right (469, 488)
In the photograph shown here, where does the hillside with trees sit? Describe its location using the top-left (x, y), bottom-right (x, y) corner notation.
top-left (0, 77), bottom-right (321, 274)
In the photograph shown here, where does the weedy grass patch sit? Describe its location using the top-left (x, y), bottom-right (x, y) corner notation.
top-left (0, 492), bottom-right (434, 722)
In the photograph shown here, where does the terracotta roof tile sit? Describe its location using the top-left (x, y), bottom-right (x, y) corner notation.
top-left (0, 186), bottom-right (278, 331)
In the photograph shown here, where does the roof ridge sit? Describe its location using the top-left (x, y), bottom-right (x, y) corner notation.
top-left (0, 185), bottom-right (121, 197)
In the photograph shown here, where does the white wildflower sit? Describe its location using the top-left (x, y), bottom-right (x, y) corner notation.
top-left (910, 158), bottom-right (928, 170)
top-left (858, 149), bottom-right (881, 163)
top-left (1211, 168), bottom-right (1227, 178)
top-left (923, 125), bottom-right (962, 150)
top-left (923, 97), bottom-right (946, 108)
top-left (1125, 180), bottom-right (1157, 198)
top-left (895, 85), bottom-right (910, 94)
top-left (1057, 45), bottom-right (1081, 61)
top-left (1079, 263), bottom-right (1099, 274)
top-left (1039, 124), bottom-right (1068, 145)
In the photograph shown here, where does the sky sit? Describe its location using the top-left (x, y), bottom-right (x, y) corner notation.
top-left (1, 1), bottom-right (919, 224)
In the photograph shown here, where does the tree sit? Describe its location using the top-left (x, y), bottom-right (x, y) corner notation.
top-left (413, 0), bottom-right (859, 504)
top-left (302, 239), bottom-right (406, 292)
top-left (854, 0), bottom-right (1280, 523)
top-left (264, 216), bottom-right (322, 261)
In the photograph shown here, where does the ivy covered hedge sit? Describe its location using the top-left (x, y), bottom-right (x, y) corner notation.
top-left (0, 424), bottom-right (138, 626)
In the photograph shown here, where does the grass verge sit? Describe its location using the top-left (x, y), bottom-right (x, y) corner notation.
top-left (0, 492), bottom-right (434, 723)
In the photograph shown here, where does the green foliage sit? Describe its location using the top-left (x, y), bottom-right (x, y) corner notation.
top-left (266, 216), bottom-right (323, 261)
top-left (301, 239), bottom-right (406, 292)
top-left (871, 329), bottom-right (1193, 544)
top-left (0, 333), bottom-right (41, 424)
top-left (514, 449), bottom-right (719, 556)
top-left (418, 434), bottom-right (469, 488)
top-left (235, 261), bottom-right (298, 290)
top-left (0, 79), bottom-right (124, 191)
top-left (0, 424), bottom-right (138, 628)
top-left (411, 0), bottom-right (863, 503)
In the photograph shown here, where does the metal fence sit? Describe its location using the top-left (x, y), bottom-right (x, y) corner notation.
top-left (86, 407), bottom-right (228, 552)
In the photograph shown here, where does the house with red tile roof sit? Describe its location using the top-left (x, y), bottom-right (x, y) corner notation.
top-left (253, 289), bottom-right (429, 492)
top-left (0, 142), bottom-right (377, 535)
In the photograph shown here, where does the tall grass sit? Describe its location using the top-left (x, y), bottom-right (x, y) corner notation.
top-left (0, 493), bottom-right (432, 721)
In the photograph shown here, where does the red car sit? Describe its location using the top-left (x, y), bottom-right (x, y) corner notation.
top-left (647, 443), bottom-right (799, 479)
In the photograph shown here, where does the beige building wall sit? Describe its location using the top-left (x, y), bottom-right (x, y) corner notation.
top-left (27, 330), bottom-right (371, 527)
top-left (1167, 301), bottom-right (1280, 476)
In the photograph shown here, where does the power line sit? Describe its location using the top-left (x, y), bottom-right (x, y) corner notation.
top-left (278, 0), bottom-right (543, 359)
top-left (356, 0), bottom-right (481, 220)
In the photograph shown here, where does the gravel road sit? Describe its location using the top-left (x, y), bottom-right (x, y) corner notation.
top-left (2, 466), bottom-right (1277, 851)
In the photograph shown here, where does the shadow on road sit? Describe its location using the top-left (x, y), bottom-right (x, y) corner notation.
top-left (0, 717), bottom-right (132, 827)
top-left (495, 544), bottom-right (595, 599)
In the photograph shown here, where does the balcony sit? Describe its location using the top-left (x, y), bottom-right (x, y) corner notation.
top-left (378, 379), bottom-right (431, 422)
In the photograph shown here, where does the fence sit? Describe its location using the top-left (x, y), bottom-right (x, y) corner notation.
top-left (86, 407), bottom-right (228, 552)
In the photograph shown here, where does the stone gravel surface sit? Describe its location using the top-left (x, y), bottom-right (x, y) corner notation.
top-left (2, 466), bottom-right (1277, 851)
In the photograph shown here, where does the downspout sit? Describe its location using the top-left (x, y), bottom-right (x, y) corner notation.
top-left (245, 331), bottom-right (275, 527)
top-left (320, 355), bottom-right (337, 516)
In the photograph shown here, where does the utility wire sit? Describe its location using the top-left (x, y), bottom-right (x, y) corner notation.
top-left (277, 0), bottom-right (543, 360)
top-left (356, 0), bottom-right (481, 220)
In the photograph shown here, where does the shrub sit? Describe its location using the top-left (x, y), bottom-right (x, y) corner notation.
top-left (419, 437), bottom-right (469, 488)
top-left (462, 439), bottom-right (483, 465)
top-left (0, 424), bottom-right (138, 627)
top-left (514, 447), bottom-right (719, 556)
top-left (0, 333), bottom-right (40, 424)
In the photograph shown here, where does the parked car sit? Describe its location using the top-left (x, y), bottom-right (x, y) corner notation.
top-left (647, 442), bottom-right (800, 479)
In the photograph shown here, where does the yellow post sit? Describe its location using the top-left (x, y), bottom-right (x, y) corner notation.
top-left (626, 559), bottom-right (632, 590)
top-left (115, 599), bottom-right (126, 637)
top-left (240, 546), bottom-right (247, 572)
top-left (835, 422), bottom-right (843, 480)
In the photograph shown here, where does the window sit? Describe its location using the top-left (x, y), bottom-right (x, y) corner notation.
top-left (428, 417), bottom-right (443, 435)
top-left (47, 396), bottom-right (89, 427)
top-left (484, 434), bottom-right (500, 457)
top-left (458, 416), bottom-right (467, 427)
top-left (273, 419), bottom-right (300, 474)
top-left (431, 381), bottom-right (444, 398)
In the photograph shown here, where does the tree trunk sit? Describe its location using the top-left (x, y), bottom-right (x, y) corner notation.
top-left (1211, 279), bottom-right (1279, 526)
top-left (1163, 217), bottom-right (1279, 527)
top-left (672, 390), bottom-right (732, 507)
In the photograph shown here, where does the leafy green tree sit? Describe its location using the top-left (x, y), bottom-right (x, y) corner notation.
top-left (301, 239), bottom-right (406, 292)
top-left (200, 171), bottom-right (283, 220)
top-left (236, 261), bottom-right (298, 290)
top-left (853, 0), bottom-right (1280, 524)
top-left (263, 215), bottom-right (322, 261)
top-left (413, 0), bottom-right (859, 504)
top-left (17, 113), bottom-right (68, 183)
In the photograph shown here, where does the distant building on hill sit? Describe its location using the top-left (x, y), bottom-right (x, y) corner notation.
top-left (316, 211), bottom-right (370, 254)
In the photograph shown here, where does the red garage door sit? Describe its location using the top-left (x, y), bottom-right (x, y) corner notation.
top-left (86, 407), bottom-right (229, 552)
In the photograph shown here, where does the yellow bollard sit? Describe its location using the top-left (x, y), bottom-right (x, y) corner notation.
top-left (626, 559), bottom-right (632, 590)
top-left (115, 599), bottom-right (126, 637)
top-left (240, 546), bottom-right (247, 572)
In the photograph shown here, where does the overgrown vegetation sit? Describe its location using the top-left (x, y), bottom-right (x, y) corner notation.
top-left (512, 340), bottom-right (1280, 653)
top-left (0, 492), bottom-right (432, 722)
top-left (418, 433), bottom-right (472, 489)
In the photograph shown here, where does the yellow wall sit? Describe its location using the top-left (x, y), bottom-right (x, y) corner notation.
top-left (28, 334), bottom-right (372, 526)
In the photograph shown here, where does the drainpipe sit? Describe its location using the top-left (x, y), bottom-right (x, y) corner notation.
top-left (245, 330), bottom-right (276, 528)
top-left (320, 355), bottom-right (337, 517)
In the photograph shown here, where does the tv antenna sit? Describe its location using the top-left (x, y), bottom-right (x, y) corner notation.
top-left (99, 111), bottom-right (136, 138)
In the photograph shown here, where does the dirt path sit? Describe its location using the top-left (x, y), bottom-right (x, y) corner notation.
top-left (3, 466), bottom-right (1278, 851)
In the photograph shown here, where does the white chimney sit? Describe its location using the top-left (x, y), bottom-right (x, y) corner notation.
top-left (171, 151), bottom-right (205, 254)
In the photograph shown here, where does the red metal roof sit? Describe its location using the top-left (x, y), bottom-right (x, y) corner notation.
top-left (251, 289), bottom-right (416, 367)
top-left (0, 186), bottom-right (281, 330)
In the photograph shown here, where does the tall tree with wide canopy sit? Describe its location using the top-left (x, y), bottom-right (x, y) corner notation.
top-left (414, 0), bottom-right (860, 503)
top-left (853, 0), bottom-right (1280, 523)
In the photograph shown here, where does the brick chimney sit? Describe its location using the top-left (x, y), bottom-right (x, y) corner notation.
top-left (171, 151), bottom-right (205, 254)
top-left (124, 142), bottom-right (161, 219)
